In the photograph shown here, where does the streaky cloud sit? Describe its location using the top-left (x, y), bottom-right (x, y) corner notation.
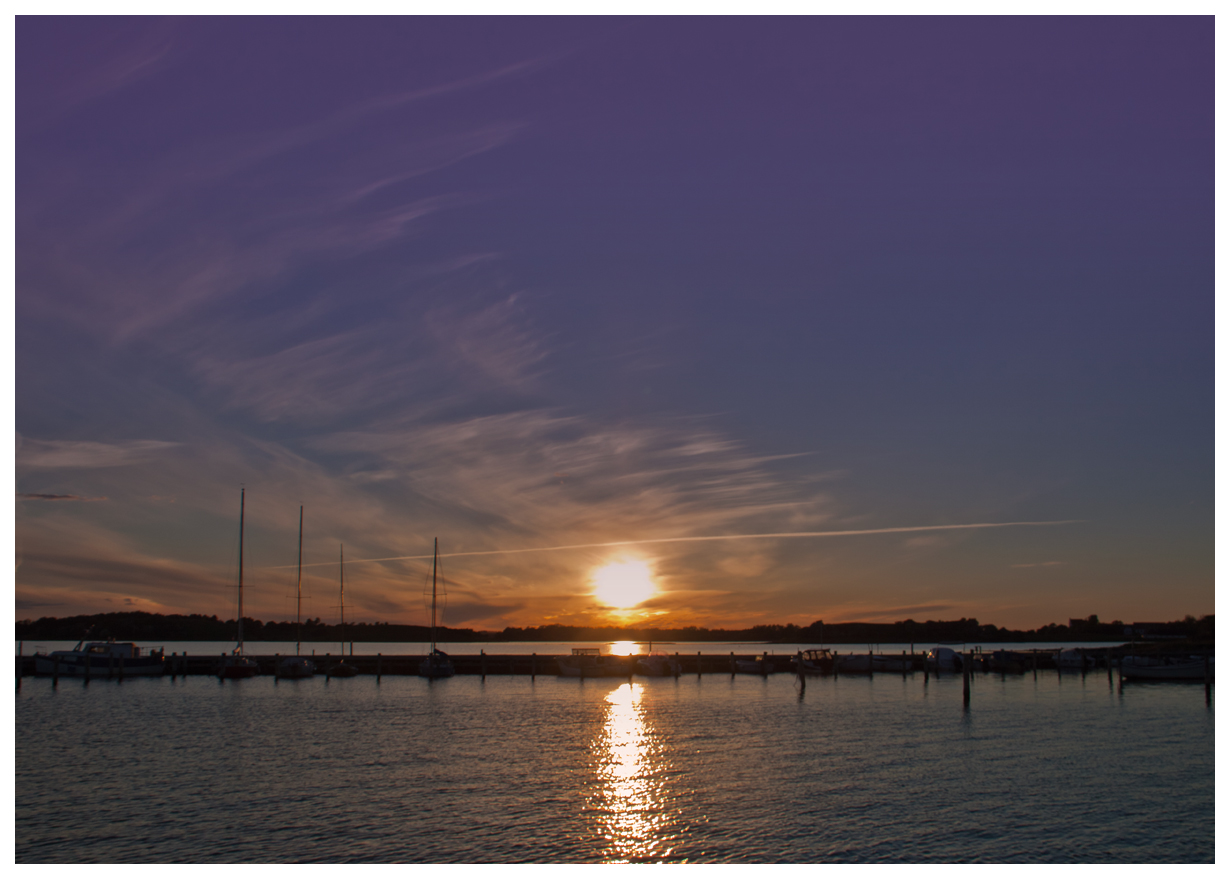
top-left (17, 438), bottom-right (182, 469)
top-left (272, 520), bottom-right (1082, 569)
top-left (17, 493), bottom-right (107, 502)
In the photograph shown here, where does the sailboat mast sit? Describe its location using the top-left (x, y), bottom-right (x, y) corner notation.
top-left (431, 537), bottom-right (438, 653)
top-left (296, 506), bottom-right (303, 657)
top-left (339, 543), bottom-right (345, 656)
top-left (237, 488), bottom-right (245, 654)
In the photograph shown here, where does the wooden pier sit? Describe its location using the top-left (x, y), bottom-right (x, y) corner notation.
top-left (17, 646), bottom-right (1212, 679)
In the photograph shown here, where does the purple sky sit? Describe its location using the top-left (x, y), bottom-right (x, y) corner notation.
top-left (15, 17), bottom-right (1213, 630)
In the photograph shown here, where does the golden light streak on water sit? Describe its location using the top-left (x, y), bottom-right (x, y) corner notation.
top-left (591, 682), bottom-right (674, 862)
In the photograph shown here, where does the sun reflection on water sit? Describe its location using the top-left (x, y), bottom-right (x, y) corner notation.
top-left (591, 682), bottom-right (676, 862)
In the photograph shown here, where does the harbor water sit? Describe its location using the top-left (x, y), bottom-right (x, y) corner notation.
top-left (15, 665), bottom-right (1213, 862)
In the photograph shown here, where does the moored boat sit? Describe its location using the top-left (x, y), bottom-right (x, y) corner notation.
top-left (558, 647), bottom-right (624, 677)
top-left (34, 640), bottom-right (165, 677)
top-left (278, 656), bottom-right (317, 678)
top-left (734, 654), bottom-right (774, 674)
top-left (219, 488), bottom-right (259, 679)
top-left (277, 505), bottom-right (315, 680)
top-left (327, 542), bottom-right (361, 678)
top-left (793, 648), bottom-right (835, 675)
top-left (924, 646), bottom-right (964, 671)
top-left (417, 538), bottom-right (455, 679)
top-left (636, 650), bottom-right (682, 677)
top-left (1119, 655), bottom-right (1213, 681)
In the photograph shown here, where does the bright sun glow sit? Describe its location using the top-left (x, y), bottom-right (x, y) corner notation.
top-left (592, 559), bottom-right (657, 609)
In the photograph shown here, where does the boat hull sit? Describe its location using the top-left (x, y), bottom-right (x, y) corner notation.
top-left (734, 659), bottom-right (771, 674)
top-left (276, 657), bottom-right (316, 679)
top-left (557, 657), bottom-right (626, 677)
top-left (636, 657), bottom-right (682, 676)
top-left (327, 663), bottom-right (359, 678)
top-left (1120, 658), bottom-right (1212, 681)
top-left (418, 650), bottom-right (455, 678)
top-left (218, 657), bottom-right (260, 679)
top-left (33, 655), bottom-right (165, 677)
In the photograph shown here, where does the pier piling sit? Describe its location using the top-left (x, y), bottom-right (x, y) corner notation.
top-left (963, 653), bottom-right (970, 707)
top-left (697, 651), bottom-right (701, 679)
top-left (377, 653), bottom-right (382, 682)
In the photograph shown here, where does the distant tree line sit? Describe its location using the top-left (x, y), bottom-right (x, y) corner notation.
top-left (14, 611), bottom-right (1214, 644)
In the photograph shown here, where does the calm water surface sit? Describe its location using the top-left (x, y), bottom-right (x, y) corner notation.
top-left (16, 669), bottom-right (1213, 862)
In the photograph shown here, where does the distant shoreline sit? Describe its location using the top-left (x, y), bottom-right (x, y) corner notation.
top-left (15, 610), bottom-right (1212, 645)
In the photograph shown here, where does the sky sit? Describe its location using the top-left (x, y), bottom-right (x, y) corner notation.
top-left (13, 16), bottom-right (1213, 632)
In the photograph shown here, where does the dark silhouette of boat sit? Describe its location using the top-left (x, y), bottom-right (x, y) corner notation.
top-left (277, 505), bottom-right (316, 679)
top-left (219, 488), bottom-right (259, 679)
top-left (418, 538), bottom-right (455, 678)
top-left (326, 543), bottom-right (359, 678)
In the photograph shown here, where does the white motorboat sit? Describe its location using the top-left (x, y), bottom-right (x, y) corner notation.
top-left (557, 647), bottom-right (624, 677)
top-left (924, 647), bottom-right (964, 671)
top-left (792, 648), bottom-right (835, 675)
top-left (34, 640), bottom-right (165, 676)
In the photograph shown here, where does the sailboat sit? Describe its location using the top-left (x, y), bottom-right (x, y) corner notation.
top-left (276, 506), bottom-right (316, 679)
top-left (219, 488), bottom-right (260, 679)
top-left (326, 543), bottom-right (359, 678)
top-left (418, 538), bottom-right (455, 678)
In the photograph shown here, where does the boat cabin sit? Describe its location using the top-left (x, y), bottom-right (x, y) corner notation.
top-left (69, 641), bottom-right (162, 660)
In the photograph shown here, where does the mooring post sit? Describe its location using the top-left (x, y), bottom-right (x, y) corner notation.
top-left (762, 651), bottom-right (769, 678)
top-left (902, 650), bottom-right (908, 679)
top-left (962, 653), bottom-right (970, 707)
top-left (377, 653), bottom-right (382, 682)
top-left (481, 649), bottom-right (487, 681)
top-left (531, 652), bottom-right (536, 680)
top-left (84, 652), bottom-right (91, 684)
top-left (1107, 650), bottom-right (1114, 687)
top-left (52, 655), bottom-right (60, 685)
top-left (730, 651), bottom-right (735, 678)
top-left (868, 648), bottom-right (873, 677)
top-left (1205, 655), bottom-right (1211, 706)
top-left (674, 651), bottom-right (681, 679)
top-left (697, 651), bottom-right (702, 679)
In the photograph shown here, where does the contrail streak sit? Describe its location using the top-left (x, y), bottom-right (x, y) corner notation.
top-left (264, 520), bottom-right (1080, 569)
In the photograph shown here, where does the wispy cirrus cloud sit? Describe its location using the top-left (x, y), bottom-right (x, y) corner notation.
top-left (16, 438), bottom-right (181, 469)
top-left (17, 493), bottom-right (107, 502)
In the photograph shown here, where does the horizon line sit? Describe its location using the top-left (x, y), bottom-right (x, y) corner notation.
top-left (261, 520), bottom-right (1083, 570)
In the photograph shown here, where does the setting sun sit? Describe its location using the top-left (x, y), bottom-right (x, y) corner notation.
top-left (592, 559), bottom-right (657, 609)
